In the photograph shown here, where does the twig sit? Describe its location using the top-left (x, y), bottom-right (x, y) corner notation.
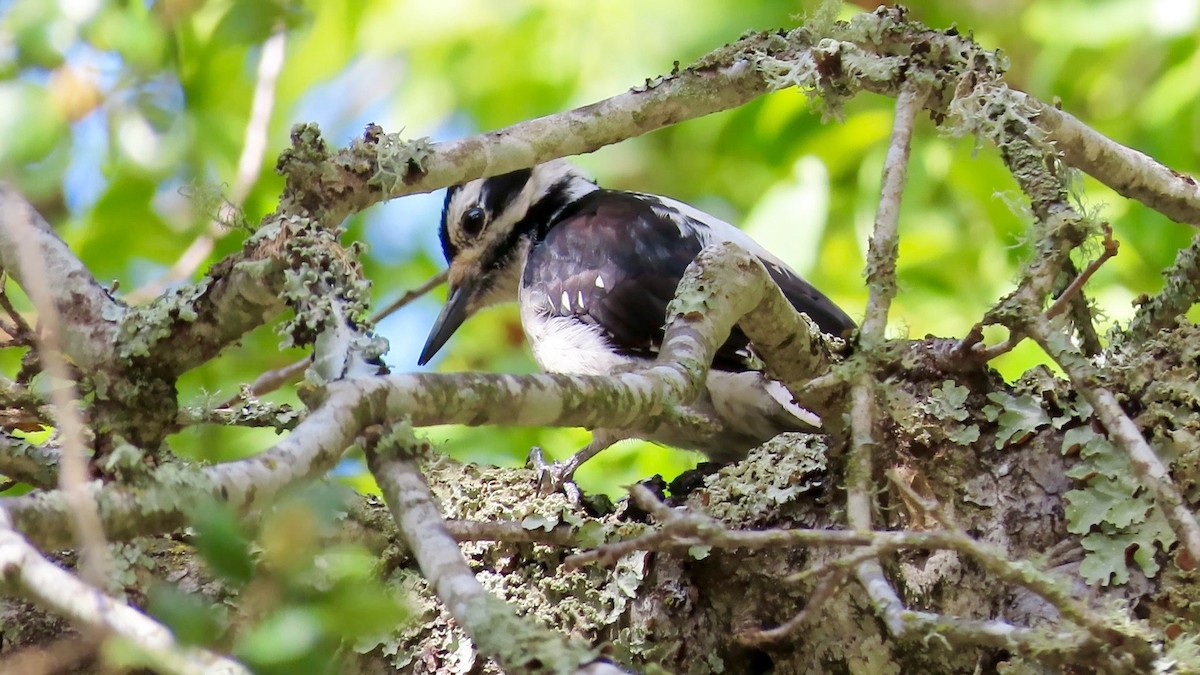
top-left (1057, 258), bottom-right (1104, 356)
top-left (859, 80), bottom-right (924, 347)
top-left (0, 191), bottom-right (110, 588)
top-left (737, 569), bottom-right (850, 646)
top-left (0, 519), bottom-right (248, 674)
top-left (221, 358), bottom-right (311, 407)
top-left (1017, 91), bottom-right (1200, 226)
top-left (365, 424), bottom-right (626, 675)
top-left (566, 483), bottom-right (966, 569)
top-left (216, 269), bottom-right (446, 406)
top-left (373, 269), bottom-right (448, 323)
top-left (1016, 226), bottom-right (1117, 359)
top-left (846, 80), bottom-right (925, 648)
top-left (958, 219), bottom-right (1117, 361)
top-left (885, 470), bottom-right (1156, 666)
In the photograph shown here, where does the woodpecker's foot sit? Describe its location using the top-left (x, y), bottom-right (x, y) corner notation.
top-left (527, 447), bottom-right (583, 503)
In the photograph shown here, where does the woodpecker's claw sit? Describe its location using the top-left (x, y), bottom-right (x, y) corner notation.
top-left (527, 447), bottom-right (583, 503)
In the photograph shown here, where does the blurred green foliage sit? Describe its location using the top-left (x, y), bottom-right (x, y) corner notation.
top-left (1, 0), bottom-right (1197, 492)
top-left (145, 485), bottom-right (410, 673)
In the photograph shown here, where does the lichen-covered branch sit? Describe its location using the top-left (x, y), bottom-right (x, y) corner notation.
top-left (0, 356), bottom-right (737, 550)
top-left (663, 241), bottom-right (838, 412)
top-left (859, 80), bottom-right (925, 346)
top-left (0, 434), bottom-right (59, 489)
top-left (848, 77), bottom-right (919, 650)
top-left (0, 519), bottom-right (248, 675)
top-left (1016, 91), bottom-right (1200, 226)
top-left (1126, 229), bottom-right (1200, 343)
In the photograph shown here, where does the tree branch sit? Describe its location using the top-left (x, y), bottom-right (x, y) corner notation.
top-left (1017, 91), bottom-right (1200, 226)
top-left (1126, 228), bottom-right (1200, 343)
top-left (0, 183), bottom-right (122, 369)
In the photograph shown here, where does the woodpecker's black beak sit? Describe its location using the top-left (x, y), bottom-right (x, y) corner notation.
top-left (418, 281), bottom-right (475, 366)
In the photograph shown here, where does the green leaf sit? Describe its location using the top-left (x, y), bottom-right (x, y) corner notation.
top-left (313, 584), bottom-right (411, 640)
top-left (236, 608), bottom-right (323, 664)
top-left (188, 499), bottom-right (254, 584)
top-left (146, 584), bottom-right (227, 646)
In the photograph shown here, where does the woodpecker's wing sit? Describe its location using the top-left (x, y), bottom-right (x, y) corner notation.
top-left (522, 190), bottom-right (854, 370)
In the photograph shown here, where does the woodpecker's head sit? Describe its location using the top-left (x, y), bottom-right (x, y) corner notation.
top-left (418, 160), bottom-right (598, 365)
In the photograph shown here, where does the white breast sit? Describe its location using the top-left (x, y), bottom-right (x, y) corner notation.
top-left (518, 286), bottom-right (632, 376)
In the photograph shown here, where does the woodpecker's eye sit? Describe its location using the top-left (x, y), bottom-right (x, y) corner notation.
top-left (461, 207), bottom-right (486, 237)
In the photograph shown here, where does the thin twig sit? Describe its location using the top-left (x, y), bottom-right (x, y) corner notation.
top-left (566, 484), bottom-right (965, 569)
top-left (737, 569), bottom-right (850, 646)
top-left (125, 28), bottom-right (287, 305)
top-left (373, 269), bottom-right (448, 323)
top-left (964, 225), bottom-right (1117, 360)
top-left (213, 269), bottom-right (447, 407)
top-left (1044, 224), bottom-right (1118, 321)
top-left (859, 81), bottom-right (923, 346)
top-left (847, 79), bottom-right (925, 636)
top-left (885, 470), bottom-right (1155, 664)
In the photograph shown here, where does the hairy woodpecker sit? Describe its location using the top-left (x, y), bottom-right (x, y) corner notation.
top-left (418, 160), bottom-right (855, 481)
